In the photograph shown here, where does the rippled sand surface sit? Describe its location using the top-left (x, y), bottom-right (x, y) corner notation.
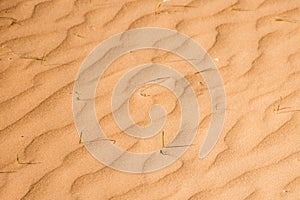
top-left (0, 0), bottom-right (299, 199)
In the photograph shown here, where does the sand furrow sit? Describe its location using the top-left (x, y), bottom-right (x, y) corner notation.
top-left (0, 0), bottom-right (299, 199)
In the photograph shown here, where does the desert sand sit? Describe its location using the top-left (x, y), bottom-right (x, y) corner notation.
top-left (0, 0), bottom-right (300, 199)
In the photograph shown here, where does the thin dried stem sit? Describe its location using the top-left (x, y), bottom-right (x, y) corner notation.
top-left (16, 155), bottom-right (40, 165)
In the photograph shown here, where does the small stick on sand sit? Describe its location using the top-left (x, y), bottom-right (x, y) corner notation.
top-left (1, 46), bottom-right (48, 64)
top-left (273, 96), bottom-right (282, 113)
top-left (274, 16), bottom-right (297, 23)
top-left (164, 58), bottom-right (203, 63)
top-left (139, 85), bottom-right (153, 96)
top-left (160, 131), bottom-right (167, 155)
top-left (230, 6), bottom-right (242, 11)
top-left (155, 2), bottom-right (163, 15)
top-left (84, 138), bottom-right (116, 144)
top-left (229, 4), bottom-right (253, 11)
top-left (0, 171), bottom-right (16, 174)
top-left (162, 130), bottom-right (165, 148)
top-left (79, 131), bottom-right (83, 144)
top-left (0, 16), bottom-right (17, 21)
top-left (0, 16), bottom-right (21, 25)
top-left (20, 54), bottom-right (46, 64)
top-left (16, 155), bottom-right (40, 165)
top-left (73, 33), bottom-right (85, 38)
top-left (273, 96), bottom-right (291, 113)
top-left (155, 0), bottom-right (169, 15)
top-left (79, 131), bottom-right (116, 144)
top-left (139, 92), bottom-right (150, 97)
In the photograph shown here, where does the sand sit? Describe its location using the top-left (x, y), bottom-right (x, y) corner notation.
top-left (0, 0), bottom-right (300, 199)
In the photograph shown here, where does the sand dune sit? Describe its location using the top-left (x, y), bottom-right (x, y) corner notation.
top-left (0, 0), bottom-right (299, 199)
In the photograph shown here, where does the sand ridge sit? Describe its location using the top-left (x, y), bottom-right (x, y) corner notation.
top-left (0, 0), bottom-right (300, 199)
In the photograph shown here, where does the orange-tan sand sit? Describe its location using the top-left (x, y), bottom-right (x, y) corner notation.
top-left (0, 0), bottom-right (300, 199)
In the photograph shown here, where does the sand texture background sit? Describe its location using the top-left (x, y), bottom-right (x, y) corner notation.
top-left (0, 0), bottom-right (300, 199)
